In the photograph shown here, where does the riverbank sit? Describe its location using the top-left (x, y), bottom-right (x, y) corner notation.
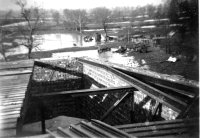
top-left (4, 42), bottom-right (128, 61)
top-left (2, 44), bottom-right (199, 82)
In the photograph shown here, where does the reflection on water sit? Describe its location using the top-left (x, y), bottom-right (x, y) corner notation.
top-left (4, 32), bottom-right (148, 69)
top-left (38, 33), bottom-right (96, 51)
top-left (6, 33), bottom-right (96, 56)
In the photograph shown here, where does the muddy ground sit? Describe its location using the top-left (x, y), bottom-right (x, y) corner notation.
top-left (3, 44), bottom-right (199, 81)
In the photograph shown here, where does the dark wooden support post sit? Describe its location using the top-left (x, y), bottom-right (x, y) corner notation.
top-left (178, 95), bottom-right (199, 119)
top-left (158, 103), bottom-right (162, 117)
top-left (16, 117), bottom-right (23, 136)
top-left (39, 98), bottom-right (46, 134)
top-left (50, 70), bottom-right (55, 81)
top-left (152, 102), bottom-right (160, 116)
top-left (130, 91), bottom-right (135, 123)
top-left (100, 92), bottom-right (130, 121)
top-left (150, 102), bottom-right (162, 121)
top-left (138, 96), bottom-right (151, 107)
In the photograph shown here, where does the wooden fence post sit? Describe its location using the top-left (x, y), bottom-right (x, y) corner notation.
top-left (130, 91), bottom-right (135, 123)
top-left (39, 98), bottom-right (46, 134)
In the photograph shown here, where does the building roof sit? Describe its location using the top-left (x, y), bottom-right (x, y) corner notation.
top-left (0, 60), bottom-right (34, 137)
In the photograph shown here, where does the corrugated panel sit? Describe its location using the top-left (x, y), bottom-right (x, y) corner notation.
top-left (0, 60), bottom-right (33, 137)
top-left (47, 118), bottom-right (198, 138)
top-left (47, 119), bottom-right (133, 138)
top-left (116, 118), bottom-right (198, 137)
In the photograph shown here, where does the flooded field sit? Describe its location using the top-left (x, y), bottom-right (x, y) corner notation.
top-left (52, 49), bottom-right (147, 69)
top-left (2, 31), bottom-right (148, 69)
top-left (6, 33), bottom-right (97, 56)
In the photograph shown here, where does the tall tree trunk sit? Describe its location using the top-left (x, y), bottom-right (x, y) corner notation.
top-left (28, 48), bottom-right (32, 59)
top-left (103, 22), bottom-right (108, 42)
top-left (79, 18), bottom-right (83, 46)
top-left (3, 54), bottom-right (7, 62)
top-left (1, 45), bottom-right (7, 62)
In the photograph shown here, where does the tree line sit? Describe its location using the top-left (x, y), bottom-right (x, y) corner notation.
top-left (0, 0), bottom-right (198, 61)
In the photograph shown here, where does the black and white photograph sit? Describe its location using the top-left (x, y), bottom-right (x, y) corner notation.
top-left (0, 0), bottom-right (199, 137)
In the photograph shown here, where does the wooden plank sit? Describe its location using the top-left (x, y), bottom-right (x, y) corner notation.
top-left (0, 101), bottom-right (23, 106)
top-left (100, 92), bottom-right (130, 121)
top-left (0, 84), bottom-right (27, 91)
top-left (130, 92), bottom-right (135, 123)
top-left (111, 68), bottom-right (187, 111)
top-left (0, 92), bottom-right (26, 96)
top-left (160, 133), bottom-right (195, 138)
top-left (0, 92), bottom-right (26, 98)
top-left (0, 95), bottom-right (25, 100)
top-left (0, 81), bottom-right (30, 87)
top-left (151, 83), bottom-right (196, 98)
top-left (0, 89), bottom-right (26, 94)
top-left (0, 79), bottom-right (29, 84)
top-left (0, 92), bottom-right (25, 97)
top-left (1, 98), bottom-right (24, 104)
top-left (70, 124), bottom-right (96, 137)
top-left (91, 119), bottom-right (133, 138)
top-left (0, 69), bottom-right (32, 76)
top-left (131, 128), bottom-right (188, 137)
top-left (150, 102), bottom-right (161, 121)
top-left (0, 118), bottom-right (17, 124)
top-left (123, 122), bottom-right (194, 133)
top-left (178, 96), bottom-right (199, 118)
top-left (0, 74), bottom-right (30, 81)
top-left (0, 123), bottom-right (16, 130)
top-left (114, 67), bottom-right (199, 94)
top-left (0, 85), bottom-right (27, 92)
top-left (138, 96), bottom-right (151, 107)
top-left (57, 127), bottom-right (80, 138)
top-left (32, 86), bottom-right (135, 97)
top-left (0, 74), bottom-right (30, 80)
top-left (0, 114), bottom-right (19, 120)
top-left (115, 118), bottom-right (197, 129)
top-left (1, 87), bottom-right (27, 93)
top-left (0, 81), bottom-right (29, 87)
top-left (46, 129), bottom-right (61, 138)
top-left (0, 60), bottom-right (34, 70)
top-left (1, 107), bottom-right (21, 113)
top-left (80, 122), bottom-right (118, 138)
top-left (77, 58), bottom-right (188, 113)
top-left (0, 104), bottom-right (22, 110)
top-left (0, 94), bottom-right (25, 99)
top-left (0, 110), bottom-right (20, 116)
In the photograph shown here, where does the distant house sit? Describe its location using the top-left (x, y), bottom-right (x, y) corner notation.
top-left (152, 35), bottom-right (166, 47)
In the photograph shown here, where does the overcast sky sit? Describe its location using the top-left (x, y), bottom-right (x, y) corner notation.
top-left (0, 0), bottom-right (163, 10)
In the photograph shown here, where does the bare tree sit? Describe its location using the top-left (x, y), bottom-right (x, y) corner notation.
top-left (146, 4), bottom-right (156, 18)
top-left (0, 10), bottom-right (15, 62)
top-left (15, 0), bottom-right (44, 59)
top-left (52, 10), bottom-right (60, 25)
top-left (63, 9), bottom-right (87, 34)
top-left (91, 7), bottom-right (111, 40)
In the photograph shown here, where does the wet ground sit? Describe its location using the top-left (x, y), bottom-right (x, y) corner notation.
top-left (1, 44), bottom-right (198, 81)
top-left (1, 29), bottom-right (198, 82)
top-left (52, 46), bottom-right (198, 81)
